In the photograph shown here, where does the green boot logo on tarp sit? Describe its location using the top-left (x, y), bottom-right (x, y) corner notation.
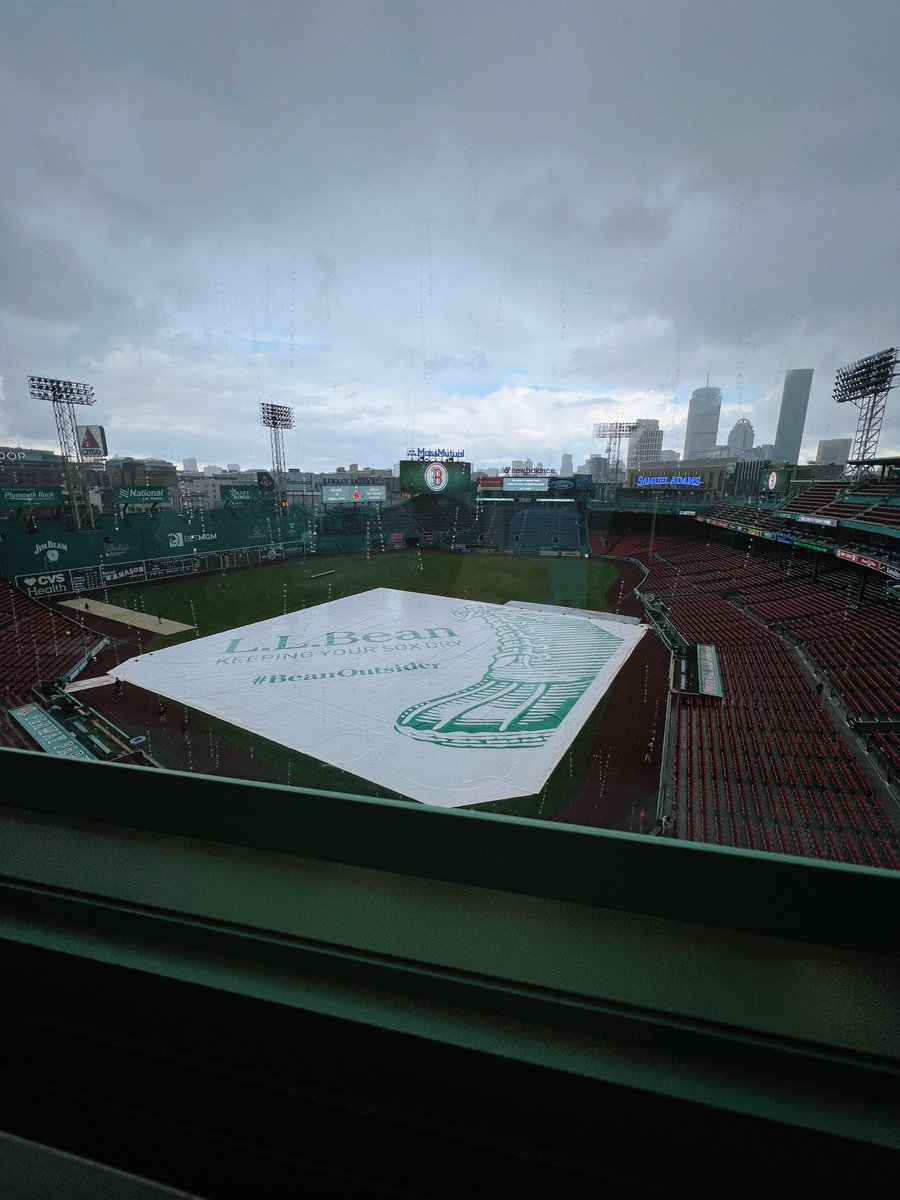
top-left (395, 606), bottom-right (623, 748)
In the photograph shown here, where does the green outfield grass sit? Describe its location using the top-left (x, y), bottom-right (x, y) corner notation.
top-left (106, 550), bottom-right (624, 814)
top-left (115, 550), bottom-right (620, 649)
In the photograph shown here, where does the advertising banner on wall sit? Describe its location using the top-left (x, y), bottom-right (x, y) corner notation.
top-left (0, 487), bottom-right (63, 507)
top-left (13, 570), bottom-right (74, 599)
top-left (220, 485), bottom-right (262, 501)
top-left (0, 510), bottom-right (309, 595)
top-left (502, 478), bottom-right (548, 492)
top-left (547, 477), bottom-right (578, 493)
top-left (111, 588), bottom-right (645, 808)
top-left (13, 545), bottom-right (293, 598)
top-left (794, 514), bottom-right (838, 527)
top-left (399, 460), bottom-right (470, 495)
top-left (837, 549), bottom-right (900, 579)
top-left (115, 486), bottom-right (169, 505)
top-left (636, 474), bottom-right (703, 488)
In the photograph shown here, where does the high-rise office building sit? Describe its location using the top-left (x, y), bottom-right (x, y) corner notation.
top-left (183, 457), bottom-right (199, 472)
top-left (560, 453), bottom-right (573, 477)
top-left (683, 388), bottom-right (722, 459)
top-left (577, 453), bottom-right (608, 482)
top-left (773, 369), bottom-right (813, 463)
top-left (815, 438), bottom-right (852, 466)
top-left (727, 418), bottom-right (755, 455)
top-left (626, 420), bottom-right (664, 469)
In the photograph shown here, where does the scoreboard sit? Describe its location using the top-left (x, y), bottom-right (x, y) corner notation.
top-left (399, 460), bottom-right (471, 495)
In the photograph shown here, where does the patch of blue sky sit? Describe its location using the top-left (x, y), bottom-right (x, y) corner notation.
top-left (443, 382), bottom-right (488, 396)
top-left (251, 337), bottom-right (328, 355)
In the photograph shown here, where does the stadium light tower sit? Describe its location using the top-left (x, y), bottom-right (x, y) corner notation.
top-left (833, 347), bottom-right (898, 475)
top-left (259, 401), bottom-right (294, 509)
top-left (28, 375), bottom-right (97, 530)
top-left (593, 420), bottom-right (638, 495)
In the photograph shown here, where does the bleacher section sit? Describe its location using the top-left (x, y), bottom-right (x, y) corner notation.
top-left (702, 500), bottom-right (900, 591)
top-left (508, 506), bottom-right (582, 553)
top-left (367, 501), bottom-right (413, 548)
top-left (612, 533), bottom-right (900, 869)
top-left (407, 496), bottom-right (478, 545)
top-left (409, 497), bottom-right (584, 554)
top-left (446, 500), bottom-right (478, 545)
top-left (851, 480), bottom-right (900, 500)
top-left (775, 478), bottom-right (900, 532)
top-left (474, 501), bottom-right (513, 550)
top-left (780, 481), bottom-right (845, 513)
top-left (860, 504), bottom-right (900, 529)
top-left (707, 503), bottom-right (786, 531)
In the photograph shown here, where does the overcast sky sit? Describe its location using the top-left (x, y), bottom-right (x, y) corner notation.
top-left (1, 0), bottom-right (899, 472)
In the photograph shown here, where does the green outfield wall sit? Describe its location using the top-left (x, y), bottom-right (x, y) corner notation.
top-left (0, 509), bottom-right (312, 598)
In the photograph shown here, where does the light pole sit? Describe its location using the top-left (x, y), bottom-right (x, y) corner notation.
top-left (833, 347), bottom-right (898, 477)
top-left (259, 402), bottom-right (294, 514)
top-left (593, 420), bottom-right (638, 498)
top-left (28, 375), bottom-right (97, 530)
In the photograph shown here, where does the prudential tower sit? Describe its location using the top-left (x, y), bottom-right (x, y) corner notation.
top-left (682, 387), bottom-right (722, 459)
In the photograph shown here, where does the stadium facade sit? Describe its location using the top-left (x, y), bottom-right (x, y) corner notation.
top-left (2, 454), bottom-right (900, 1194)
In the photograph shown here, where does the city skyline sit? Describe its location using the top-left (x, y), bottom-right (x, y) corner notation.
top-left (0, 361), bottom-right (862, 473)
top-left (0, 2), bottom-right (897, 472)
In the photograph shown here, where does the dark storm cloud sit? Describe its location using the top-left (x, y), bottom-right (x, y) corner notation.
top-left (0, 209), bottom-right (126, 323)
top-left (0, 0), bottom-right (899, 465)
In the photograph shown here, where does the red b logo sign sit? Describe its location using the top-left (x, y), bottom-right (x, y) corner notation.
top-left (425, 462), bottom-right (448, 492)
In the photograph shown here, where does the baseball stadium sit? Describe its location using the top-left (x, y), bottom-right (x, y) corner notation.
top-left (2, 439), bottom-right (900, 1195)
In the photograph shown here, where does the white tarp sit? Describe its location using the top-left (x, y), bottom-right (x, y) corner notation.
top-left (504, 600), bottom-right (642, 625)
top-left (113, 588), bottom-right (645, 807)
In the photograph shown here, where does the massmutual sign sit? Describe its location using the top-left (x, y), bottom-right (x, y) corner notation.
top-left (113, 588), bottom-right (644, 806)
